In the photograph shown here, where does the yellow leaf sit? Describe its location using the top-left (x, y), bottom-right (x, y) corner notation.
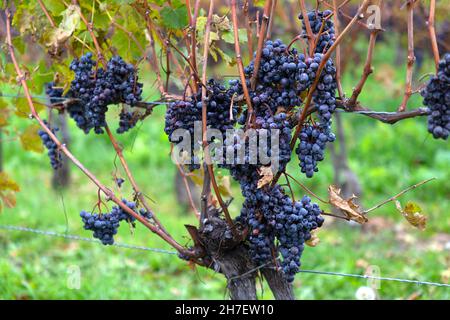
top-left (395, 200), bottom-right (427, 231)
top-left (0, 172), bottom-right (20, 192)
top-left (15, 97), bottom-right (31, 118)
top-left (189, 167), bottom-right (205, 187)
top-left (20, 124), bottom-right (44, 153)
top-left (217, 175), bottom-right (232, 197)
top-left (257, 166), bottom-right (274, 189)
top-left (328, 185), bottom-right (367, 224)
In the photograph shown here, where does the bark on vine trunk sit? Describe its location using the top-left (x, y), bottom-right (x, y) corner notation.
top-left (261, 267), bottom-right (295, 300)
top-left (199, 214), bottom-right (296, 300)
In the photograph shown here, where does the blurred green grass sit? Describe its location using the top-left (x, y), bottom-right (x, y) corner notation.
top-left (0, 39), bottom-right (449, 300)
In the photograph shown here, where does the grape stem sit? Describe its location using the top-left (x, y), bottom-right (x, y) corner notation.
top-left (363, 178), bottom-right (436, 214)
top-left (332, 0), bottom-right (344, 99)
top-left (104, 126), bottom-right (169, 236)
top-left (201, 0), bottom-right (237, 236)
top-left (72, 0), bottom-right (106, 65)
top-left (427, 0), bottom-right (440, 70)
top-left (348, 28), bottom-right (381, 107)
top-left (231, 0), bottom-right (255, 128)
top-left (298, 0), bottom-right (315, 56)
top-left (250, 0), bottom-right (273, 90)
top-left (398, 0), bottom-right (416, 112)
top-left (243, 0), bottom-right (254, 58)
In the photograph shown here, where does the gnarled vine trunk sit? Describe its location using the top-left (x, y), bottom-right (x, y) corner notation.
top-left (199, 214), bottom-right (295, 300)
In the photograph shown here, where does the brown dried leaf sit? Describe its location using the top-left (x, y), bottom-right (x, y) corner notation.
top-left (328, 185), bottom-right (367, 224)
top-left (257, 166), bottom-right (273, 189)
top-left (395, 200), bottom-right (427, 231)
top-left (306, 230), bottom-right (320, 247)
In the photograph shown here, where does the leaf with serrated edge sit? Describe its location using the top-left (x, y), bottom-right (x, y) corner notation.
top-left (328, 185), bottom-right (367, 224)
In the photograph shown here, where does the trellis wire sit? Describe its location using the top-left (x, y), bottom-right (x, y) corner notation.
top-left (0, 225), bottom-right (177, 255)
top-left (1, 224), bottom-right (449, 288)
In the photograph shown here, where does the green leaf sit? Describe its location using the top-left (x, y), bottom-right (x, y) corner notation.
top-left (221, 28), bottom-right (247, 44)
top-left (44, 0), bottom-right (65, 14)
top-left (160, 6), bottom-right (188, 30)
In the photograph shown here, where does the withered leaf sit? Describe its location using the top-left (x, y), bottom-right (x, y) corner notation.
top-left (395, 200), bottom-right (427, 230)
top-left (306, 230), bottom-right (320, 247)
top-left (328, 185), bottom-right (367, 224)
top-left (257, 166), bottom-right (273, 189)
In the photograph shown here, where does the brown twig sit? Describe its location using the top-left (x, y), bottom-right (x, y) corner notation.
top-left (299, 0), bottom-right (314, 56)
top-left (426, 0), bottom-right (440, 70)
top-left (244, 0), bottom-right (254, 58)
top-left (398, 0), bottom-right (416, 112)
top-left (231, 0), bottom-right (254, 128)
top-left (201, 0), bottom-right (236, 235)
top-left (284, 172), bottom-right (327, 203)
top-left (72, 0), bottom-right (106, 64)
top-left (250, 0), bottom-right (273, 90)
top-left (332, 0), bottom-right (344, 98)
top-left (37, 0), bottom-right (56, 27)
top-left (4, 8), bottom-right (190, 256)
top-left (364, 178), bottom-right (435, 214)
top-left (348, 29), bottom-right (380, 107)
top-left (283, 173), bottom-right (295, 202)
top-left (104, 126), bottom-right (169, 235)
top-left (266, 0), bottom-right (277, 40)
top-left (187, 0), bottom-right (200, 86)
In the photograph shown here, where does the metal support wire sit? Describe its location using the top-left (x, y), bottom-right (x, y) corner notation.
top-left (0, 225), bottom-right (177, 255)
top-left (1, 224), bottom-right (449, 288)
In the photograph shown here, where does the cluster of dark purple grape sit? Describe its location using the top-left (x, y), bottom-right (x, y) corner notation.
top-left (276, 195), bottom-right (323, 282)
top-left (295, 53), bottom-right (337, 178)
top-left (164, 79), bottom-right (238, 171)
top-left (67, 53), bottom-right (143, 134)
top-left (45, 82), bottom-right (64, 104)
top-left (298, 10), bottom-right (335, 54)
top-left (80, 199), bottom-right (153, 245)
top-left (38, 121), bottom-right (63, 170)
top-left (236, 175), bottom-right (323, 282)
top-left (296, 124), bottom-right (335, 178)
top-left (240, 39), bottom-right (311, 112)
top-left (421, 53), bottom-right (450, 140)
top-left (117, 109), bottom-right (139, 134)
top-left (309, 53), bottom-right (337, 125)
